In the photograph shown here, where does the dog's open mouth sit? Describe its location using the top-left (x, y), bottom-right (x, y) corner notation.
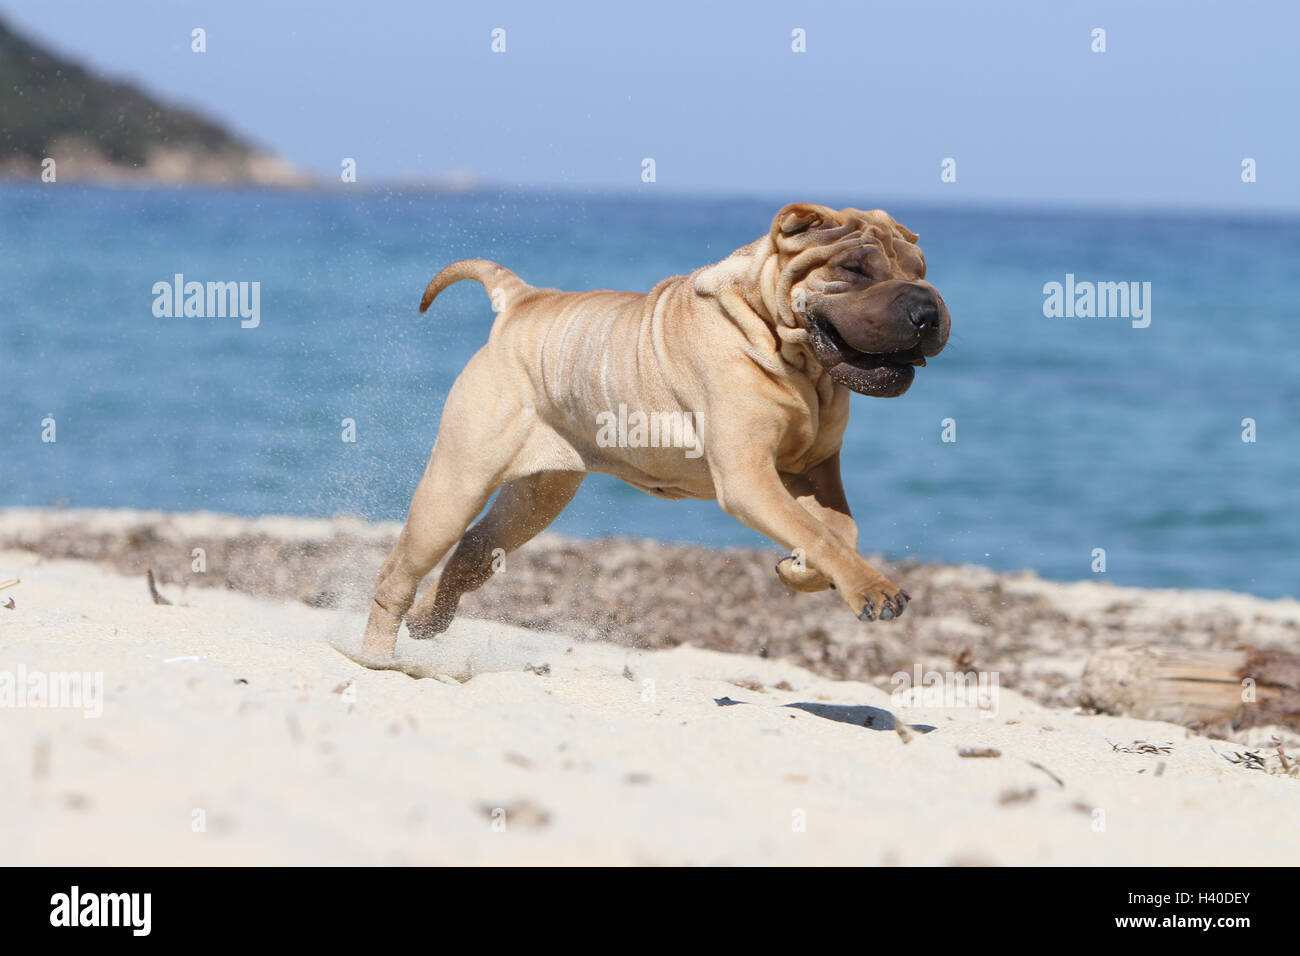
top-left (805, 315), bottom-right (924, 397)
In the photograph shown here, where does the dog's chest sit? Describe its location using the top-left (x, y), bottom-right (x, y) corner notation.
top-left (772, 383), bottom-right (850, 474)
top-left (775, 428), bottom-right (845, 475)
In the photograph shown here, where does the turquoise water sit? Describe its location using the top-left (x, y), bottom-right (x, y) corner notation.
top-left (2, 186), bottom-right (1297, 597)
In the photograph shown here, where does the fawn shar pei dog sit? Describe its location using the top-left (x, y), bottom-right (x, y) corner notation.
top-left (362, 203), bottom-right (950, 660)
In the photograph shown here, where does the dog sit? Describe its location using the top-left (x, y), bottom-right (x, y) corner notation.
top-left (361, 203), bottom-right (950, 660)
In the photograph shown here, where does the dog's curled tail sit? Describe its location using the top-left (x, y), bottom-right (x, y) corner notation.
top-left (419, 259), bottom-right (527, 314)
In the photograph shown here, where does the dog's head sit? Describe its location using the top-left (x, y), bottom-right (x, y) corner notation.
top-left (769, 203), bottom-right (950, 397)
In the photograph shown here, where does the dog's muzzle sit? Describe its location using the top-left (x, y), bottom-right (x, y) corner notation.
top-left (804, 281), bottom-right (950, 397)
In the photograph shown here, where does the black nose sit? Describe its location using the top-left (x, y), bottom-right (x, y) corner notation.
top-left (909, 300), bottom-right (939, 331)
top-left (899, 288), bottom-right (940, 331)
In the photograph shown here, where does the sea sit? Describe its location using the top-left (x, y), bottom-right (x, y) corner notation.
top-left (2, 185), bottom-right (1297, 597)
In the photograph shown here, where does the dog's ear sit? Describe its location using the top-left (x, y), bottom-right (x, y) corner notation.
top-left (774, 203), bottom-right (837, 238)
top-left (882, 212), bottom-right (919, 244)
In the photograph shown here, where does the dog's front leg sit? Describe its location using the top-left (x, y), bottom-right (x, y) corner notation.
top-left (713, 464), bottom-right (909, 621)
top-left (776, 452), bottom-right (859, 593)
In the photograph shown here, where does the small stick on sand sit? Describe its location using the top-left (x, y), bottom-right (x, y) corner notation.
top-left (0, 578), bottom-right (20, 590)
top-left (958, 746), bottom-right (1002, 758)
top-left (1027, 760), bottom-right (1065, 788)
top-left (146, 569), bottom-right (172, 606)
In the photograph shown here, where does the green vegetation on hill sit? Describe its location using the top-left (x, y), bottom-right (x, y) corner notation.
top-left (0, 16), bottom-right (259, 171)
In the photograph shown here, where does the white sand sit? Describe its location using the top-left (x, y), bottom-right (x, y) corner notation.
top-left (1, 547), bottom-right (1296, 866)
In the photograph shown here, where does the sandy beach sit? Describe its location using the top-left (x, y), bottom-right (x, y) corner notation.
top-left (1, 508), bottom-right (1297, 866)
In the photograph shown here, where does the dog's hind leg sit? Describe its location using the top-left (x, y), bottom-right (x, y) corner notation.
top-left (361, 455), bottom-right (498, 661)
top-left (362, 367), bottom-right (534, 661)
top-left (406, 469), bottom-right (584, 638)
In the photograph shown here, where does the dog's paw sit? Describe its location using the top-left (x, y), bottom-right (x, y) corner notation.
top-left (774, 554), bottom-right (834, 593)
top-left (855, 582), bottom-right (910, 622)
top-left (406, 610), bottom-right (453, 640)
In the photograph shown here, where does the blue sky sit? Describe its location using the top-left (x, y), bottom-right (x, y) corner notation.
top-left (6, 0), bottom-right (1297, 211)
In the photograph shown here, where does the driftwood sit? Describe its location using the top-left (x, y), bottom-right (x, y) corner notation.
top-left (145, 568), bottom-right (172, 606)
top-left (1081, 644), bottom-right (1300, 732)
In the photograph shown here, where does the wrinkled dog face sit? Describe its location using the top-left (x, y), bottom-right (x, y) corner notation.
top-left (773, 203), bottom-right (951, 397)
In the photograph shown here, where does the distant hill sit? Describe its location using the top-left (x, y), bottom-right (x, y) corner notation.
top-left (0, 16), bottom-right (303, 184)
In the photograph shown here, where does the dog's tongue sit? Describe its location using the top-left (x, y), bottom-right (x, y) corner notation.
top-left (805, 318), bottom-right (919, 397)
